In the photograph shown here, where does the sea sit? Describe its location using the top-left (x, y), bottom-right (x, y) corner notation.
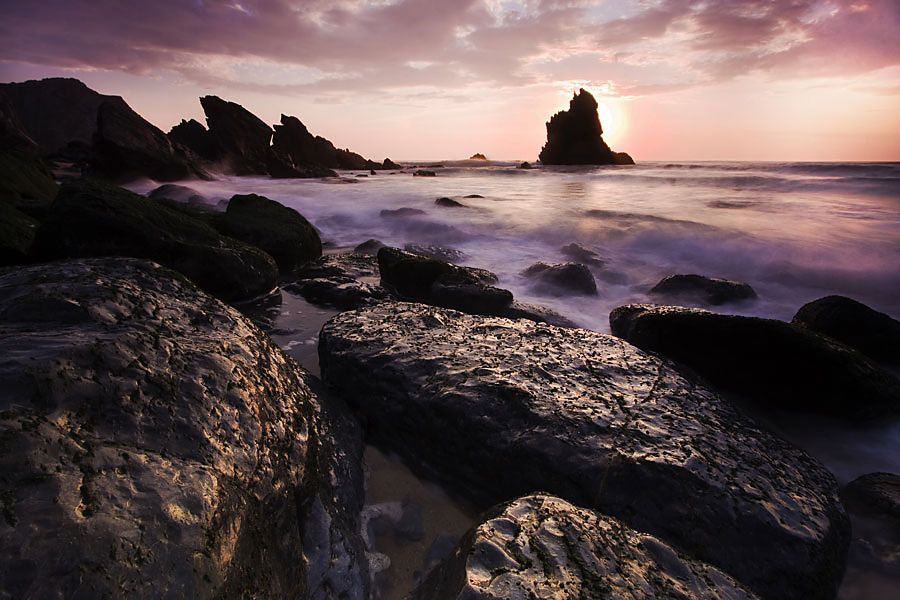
top-left (128, 160), bottom-right (900, 599)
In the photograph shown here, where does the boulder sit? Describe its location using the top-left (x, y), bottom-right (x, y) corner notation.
top-left (199, 95), bottom-right (273, 175)
top-left (0, 201), bottom-right (39, 265)
top-left (435, 197), bottom-right (466, 208)
top-left (0, 258), bottom-right (369, 598)
top-left (147, 183), bottom-right (209, 207)
top-left (93, 100), bottom-right (208, 181)
top-left (609, 304), bottom-right (900, 419)
top-left (560, 242), bottom-right (604, 266)
top-left (380, 207), bottom-right (426, 218)
top-left (793, 296), bottom-right (900, 365)
top-left (414, 170), bottom-right (436, 177)
top-left (415, 494), bottom-right (756, 599)
top-left (352, 239), bottom-right (386, 256)
top-left (288, 254), bottom-right (390, 311)
top-left (0, 90), bottom-right (58, 214)
top-left (516, 161), bottom-right (532, 169)
top-left (464, 194), bottom-right (484, 198)
top-left (318, 302), bottom-right (849, 599)
top-left (167, 118), bottom-right (218, 161)
top-left (383, 158), bottom-right (401, 170)
top-left (649, 274), bottom-right (757, 305)
top-left (840, 473), bottom-right (900, 586)
top-left (218, 194), bottom-right (322, 273)
top-left (538, 89), bottom-right (633, 165)
top-left (522, 262), bottom-right (597, 296)
top-left (468, 153), bottom-right (487, 160)
top-left (403, 244), bottom-right (467, 264)
top-left (30, 179), bottom-right (278, 303)
top-left (843, 473), bottom-right (900, 518)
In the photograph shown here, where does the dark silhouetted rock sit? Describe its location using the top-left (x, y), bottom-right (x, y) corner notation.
top-left (649, 274), bottom-right (757, 306)
top-left (167, 118), bottom-right (218, 160)
top-left (353, 239), bottom-right (386, 256)
top-left (147, 183), bottom-right (209, 207)
top-left (0, 258), bottom-right (369, 598)
top-left (380, 207), bottom-right (426, 218)
top-left (269, 114), bottom-right (382, 174)
top-left (382, 158), bottom-right (401, 170)
top-left (435, 197), bottom-right (465, 208)
top-left (464, 194), bottom-right (484, 198)
top-left (840, 472), bottom-right (900, 587)
top-left (93, 100), bottom-right (208, 181)
top-left (538, 89), bottom-right (633, 165)
top-left (30, 180), bottom-right (278, 302)
top-left (0, 200), bottom-right (38, 265)
top-left (522, 262), bottom-right (597, 296)
top-left (793, 296), bottom-right (900, 365)
top-left (414, 170), bottom-right (436, 177)
top-left (517, 161), bottom-right (532, 169)
top-left (843, 473), bottom-right (900, 518)
top-left (0, 90), bottom-right (58, 213)
top-left (319, 303), bottom-right (849, 599)
top-left (217, 194), bottom-right (322, 273)
top-left (560, 242), bottom-right (604, 266)
top-left (415, 494), bottom-right (756, 600)
top-left (609, 304), bottom-right (900, 419)
top-left (468, 153), bottom-right (487, 160)
top-left (377, 247), bottom-right (512, 316)
top-left (200, 95), bottom-right (273, 175)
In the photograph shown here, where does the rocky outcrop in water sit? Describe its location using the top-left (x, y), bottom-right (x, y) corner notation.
top-left (649, 274), bottom-right (757, 305)
top-left (0, 258), bottom-right (369, 598)
top-left (415, 494), bottom-right (756, 599)
top-left (468, 153), bottom-right (487, 160)
top-left (217, 193), bottom-right (322, 273)
top-left (199, 95), bottom-right (273, 175)
top-left (793, 296), bottom-right (900, 366)
top-left (271, 114), bottom-right (386, 173)
top-left (538, 89), bottom-right (633, 165)
top-left (168, 118), bottom-right (218, 161)
top-left (30, 179), bottom-right (278, 302)
top-left (319, 302), bottom-right (849, 598)
top-left (610, 304), bottom-right (900, 419)
top-left (522, 261), bottom-right (598, 296)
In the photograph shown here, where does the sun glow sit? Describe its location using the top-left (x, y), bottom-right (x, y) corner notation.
top-left (597, 100), bottom-right (627, 146)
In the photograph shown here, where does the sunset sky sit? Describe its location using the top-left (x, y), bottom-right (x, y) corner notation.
top-left (2, 0), bottom-right (898, 161)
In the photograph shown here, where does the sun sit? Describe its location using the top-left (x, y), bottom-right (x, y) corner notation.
top-left (598, 102), bottom-right (616, 136)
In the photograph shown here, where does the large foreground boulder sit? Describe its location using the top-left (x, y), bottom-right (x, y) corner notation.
top-left (0, 258), bottom-right (368, 598)
top-left (793, 296), bottom-right (900, 366)
top-left (610, 304), bottom-right (900, 419)
top-left (538, 89), bottom-right (633, 165)
top-left (415, 494), bottom-right (756, 599)
top-left (30, 180), bottom-right (278, 302)
top-left (218, 194), bottom-right (322, 273)
top-left (319, 303), bottom-right (849, 598)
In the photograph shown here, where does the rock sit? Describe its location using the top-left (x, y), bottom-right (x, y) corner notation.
top-left (840, 473), bottom-right (900, 586)
top-left (843, 473), bottom-right (900, 517)
top-left (0, 258), bottom-right (369, 598)
top-left (609, 304), bottom-right (900, 419)
top-left (649, 274), bottom-right (757, 305)
top-left (147, 183), bottom-right (209, 207)
top-left (403, 244), bottom-right (467, 264)
top-left (435, 197), bottom-right (466, 208)
top-left (415, 494), bottom-right (757, 600)
top-left (500, 301), bottom-right (577, 328)
top-left (269, 114), bottom-right (382, 173)
top-left (0, 200), bottom-right (39, 265)
top-left (288, 254), bottom-right (389, 311)
top-left (560, 242), bottom-right (604, 266)
top-left (167, 118), bottom-right (218, 161)
top-left (30, 179), bottom-right (278, 303)
top-left (516, 161), bottom-right (532, 169)
top-left (217, 194), bottom-right (322, 273)
top-left (377, 247), bottom-right (512, 316)
top-left (414, 170), bottom-right (436, 177)
top-left (380, 207), bottom-right (426, 218)
top-left (318, 302), bottom-right (849, 599)
top-left (0, 90), bottom-right (58, 214)
top-left (199, 95), bottom-right (273, 175)
top-left (93, 100), bottom-right (208, 181)
top-left (522, 262), bottom-right (598, 296)
top-left (538, 89), bottom-right (633, 165)
top-left (464, 194), bottom-right (484, 198)
top-left (793, 296), bottom-right (900, 365)
top-left (383, 158), bottom-right (401, 170)
top-left (469, 153), bottom-right (487, 160)
top-left (353, 239), bottom-right (386, 256)
top-left (266, 150), bottom-right (337, 179)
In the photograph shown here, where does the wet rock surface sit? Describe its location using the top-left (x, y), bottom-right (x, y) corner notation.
top-left (288, 253), bottom-right (389, 310)
top-left (610, 304), bottom-right (900, 419)
top-left (319, 302), bottom-right (849, 599)
top-left (415, 494), bottom-right (756, 600)
top-left (649, 273), bottom-right (757, 305)
top-left (0, 258), bottom-right (368, 598)
top-left (30, 179), bottom-right (278, 303)
top-left (793, 295), bottom-right (900, 366)
top-left (560, 242), bottom-right (604, 266)
top-left (522, 261), bottom-right (598, 296)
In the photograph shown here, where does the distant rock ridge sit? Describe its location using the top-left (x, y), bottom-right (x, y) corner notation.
top-left (538, 88), bottom-right (634, 165)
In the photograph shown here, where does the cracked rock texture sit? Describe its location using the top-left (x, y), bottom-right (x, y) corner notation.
top-left (0, 258), bottom-right (368, 598)
top-left (319, 302), bottom-right (849, 599)
top-left (415, 494), bottom-right (756, 600)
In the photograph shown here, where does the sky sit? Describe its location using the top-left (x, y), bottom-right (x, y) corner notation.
top-left (1, 0), bottom-right (899, 161)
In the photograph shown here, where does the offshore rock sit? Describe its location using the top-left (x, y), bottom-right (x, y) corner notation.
top-left (522, 261), bottom-right (598, 296)
top-left (199, 95), bottom-right (273, 175)
top-left (649, 274), bottom-right (757, 306)
top-left (218, 194), bottom-right (322, 273)
top-left (415, 494), bottom-right (756, 599)
top-left (538, 88), bottom-right (633, 165)
top-left (319, 302), bottom-right (849, 599)
top-left (0, 258), bottom-right (368, 598)
top-left (270, 114), bottom-right (384, 172)
top-left (30, 180), bottom-right (278, 303)
top-left (793, 296), bottom-right (900, 366)
top-left (610, 304), bottom-right (900, 419)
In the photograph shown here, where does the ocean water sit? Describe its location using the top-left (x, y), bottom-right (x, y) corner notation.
top-left (129, 160), bottom-right (900, 332)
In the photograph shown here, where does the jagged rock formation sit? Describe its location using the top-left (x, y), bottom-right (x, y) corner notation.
top-left (168, 118), bottom-right (218, 161)
top-left (468, 153), bottom-right (487, 160)
top-left (538, 89), bottom-right (634, 165)
top-left (318, 302), bottom-right (849, 599)
top-left (30, 179), bottom-right (278, 302)
top-left (0, 258), bottom-right (369, 598)
top-left (415, 494), bottom-right (756, 599)
top-left (198, 95), bottom-right (274, 175)
top-left (793, 296), bottom-right (900, 365)
top-left (610, 304), bottom-right (900, 419)
top-left (270, 114), bottom-right (382, 172)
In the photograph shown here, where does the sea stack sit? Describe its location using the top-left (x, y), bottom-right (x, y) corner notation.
top-left (539, 88), bottom-right (634, 165)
